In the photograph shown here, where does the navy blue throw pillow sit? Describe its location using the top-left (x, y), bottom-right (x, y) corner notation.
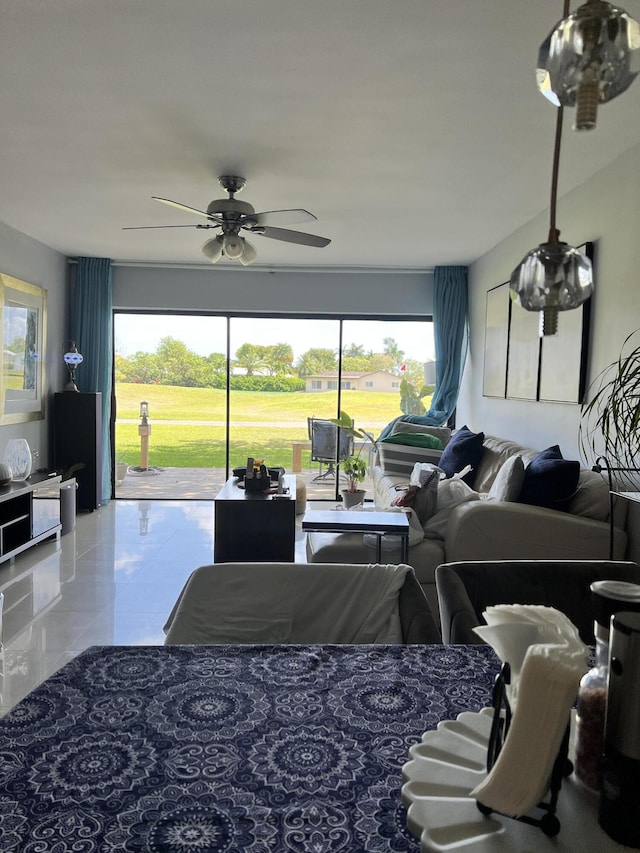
top-left (518, 445), bottom-right (580, 510)
top-left (438, 425), bottom-right (485, 486)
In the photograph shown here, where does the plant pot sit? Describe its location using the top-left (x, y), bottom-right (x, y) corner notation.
top-left (342, 489), bottom-right (366, 509)
top-left (116, 462), bottom-right (128, 485)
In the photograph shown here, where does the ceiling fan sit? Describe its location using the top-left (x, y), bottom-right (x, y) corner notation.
top-left (123, 175), bottom-right (331, 266)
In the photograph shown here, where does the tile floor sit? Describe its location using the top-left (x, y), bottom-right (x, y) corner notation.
top-left (0, 498), bottom-right (313, 717)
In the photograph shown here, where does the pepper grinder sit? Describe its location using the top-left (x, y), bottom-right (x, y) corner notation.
top-left (574, 581), bottom-right (640, 791)
top-left (599, 611), bottom-right (640, 848)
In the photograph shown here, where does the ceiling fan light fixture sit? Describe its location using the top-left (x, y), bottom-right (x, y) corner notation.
top-left (537, 0), bottom-right (640, 130)
top-left (201, 235), bottom-right (223, 263)
top-left (238, 238), bottom-right (257, 266)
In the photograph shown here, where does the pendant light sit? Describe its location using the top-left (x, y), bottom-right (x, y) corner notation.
top-left (510, 0), bottom-right (594, 337)
top-left (509, 99), bottom-right (594, 336)
top-left (537, 0), bottom-right (640, 131)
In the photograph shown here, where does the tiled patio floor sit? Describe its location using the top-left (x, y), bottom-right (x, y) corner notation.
top-left (115, 466), bottom-right (374, 502)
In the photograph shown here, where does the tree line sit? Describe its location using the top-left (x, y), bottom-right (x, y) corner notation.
top-left (115, 335), bottom-right (427, 389)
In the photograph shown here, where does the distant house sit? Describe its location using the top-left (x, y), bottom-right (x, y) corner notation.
top-left (304, 370), bottom-right (400, 393)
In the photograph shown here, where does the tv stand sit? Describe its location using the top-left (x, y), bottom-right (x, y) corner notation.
top-left (0, 474), bottom-right (62, 565)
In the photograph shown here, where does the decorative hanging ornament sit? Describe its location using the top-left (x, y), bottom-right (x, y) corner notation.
top-left (63, 342), bottom-right (84, 392)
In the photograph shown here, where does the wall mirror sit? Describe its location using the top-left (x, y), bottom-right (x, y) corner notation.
top-left (0, 273), bottom-right (47, 425)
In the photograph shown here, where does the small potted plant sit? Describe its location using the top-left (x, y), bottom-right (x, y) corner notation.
top-left (330, 411), bottom-right (377, 508)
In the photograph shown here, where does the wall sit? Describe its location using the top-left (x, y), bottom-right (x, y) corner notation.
top-left (0, 221), bottom-right (67, 468)
top-left (458, 142), bottom-right (640, 461)
top-left (457, 142), bottom-right (640, 562)
top-left (112, 265), bottom-right (434, 317)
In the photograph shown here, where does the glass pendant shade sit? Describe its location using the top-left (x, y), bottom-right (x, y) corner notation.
top-left (510, 241), bottom-right (594, 335)
top-left (201, 235), bottom-right (224, 263)
top-left (537, 0), bottom-right (640, 130)
top-left (223, 233), bottom-right (244, 259)
top-left (238, 238), bottom-right (257, 266)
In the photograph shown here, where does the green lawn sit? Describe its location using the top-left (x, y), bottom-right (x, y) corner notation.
top-left (115, 382), bottom-right (431, 468)
top-left (116, 383), bottom-right (411, 422)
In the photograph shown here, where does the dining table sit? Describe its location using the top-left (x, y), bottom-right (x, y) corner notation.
top-left (0, 643), bottom-right (627, 851)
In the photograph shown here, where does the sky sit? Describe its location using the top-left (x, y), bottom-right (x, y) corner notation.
top-left (114, 313), bottom-right (435, 364)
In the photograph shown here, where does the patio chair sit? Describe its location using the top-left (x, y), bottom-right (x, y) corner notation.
top-left (308, 417), bottom-right (354, 481)
top-left (435, 559), bottom-right (640, 645)
top-left (164, 562), bottom-right (441, 645)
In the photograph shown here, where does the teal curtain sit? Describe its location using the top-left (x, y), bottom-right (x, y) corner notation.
top-left (71, 258), bottom-right (113, 504)
top-left (378, 266), bottom-right (468, 439)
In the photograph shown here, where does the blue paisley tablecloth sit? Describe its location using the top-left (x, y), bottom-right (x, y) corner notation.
top-left (0, 644), bottom-right (500, 851)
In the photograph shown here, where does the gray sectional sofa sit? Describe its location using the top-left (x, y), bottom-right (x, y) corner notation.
top-left (305, 422), bottom-right (628, 625)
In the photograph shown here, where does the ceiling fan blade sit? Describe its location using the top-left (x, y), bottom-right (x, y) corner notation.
top-left (256, 226), bottom-right (331, 248)
top-left (122, 224), bottom-right (211, 230)
top-left (250, 209), bottom-right (317, 227)
top-left (152, 197), bottom-right (211, 218)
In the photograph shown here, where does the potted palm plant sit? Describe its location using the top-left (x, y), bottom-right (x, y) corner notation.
top-left (579, 330), bottom-right (640, 489)
top-left (330, 411), bottom-right (377, 507)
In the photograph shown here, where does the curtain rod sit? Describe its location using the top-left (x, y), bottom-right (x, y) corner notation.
top-left (66, 258), bottom-right (435, 275)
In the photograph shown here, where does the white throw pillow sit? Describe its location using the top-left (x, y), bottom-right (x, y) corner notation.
top-left (486, 454), bottom-right (525, 502)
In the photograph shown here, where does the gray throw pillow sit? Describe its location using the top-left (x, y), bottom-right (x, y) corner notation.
top-left (486, 454), bottom-right (525, 502)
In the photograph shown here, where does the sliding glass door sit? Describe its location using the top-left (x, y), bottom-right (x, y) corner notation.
top-left (113, 312), bottom-right (434, 500)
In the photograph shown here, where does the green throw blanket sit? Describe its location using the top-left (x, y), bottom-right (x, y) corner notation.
top-left (379, 432), bottom-right (443, 450)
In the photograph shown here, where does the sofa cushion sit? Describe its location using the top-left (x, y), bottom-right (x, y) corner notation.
top-left (473, 436), bottom-right (538, 494)
top-left (486, 454), bottom-right (525, 502)
top-left (378, 442), bottom-right (444, 479)
top-left (305, 529), bottom-right (445, 588)
top-left (567, 469), bottom-right (610, 521)
top-left (438, 425), bottom-right (485, 486)
top-left (518, 445), bottom-right (580, 510)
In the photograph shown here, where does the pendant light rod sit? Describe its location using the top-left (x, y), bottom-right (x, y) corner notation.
top-left (548, 105), bottom-right (563, 243)
top-left (548, 0), bottom-right (570, 243)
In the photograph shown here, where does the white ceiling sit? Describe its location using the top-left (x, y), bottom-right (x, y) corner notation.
top-left (1, 0), bottom-right (640, 271)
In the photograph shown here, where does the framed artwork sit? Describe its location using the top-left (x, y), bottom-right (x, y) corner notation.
top-left (482, 282), bottom-right (510, 398)
top-left (0, 273), bottom-right (47, 425)
top-left (539, 299), bottom-right (591, 403)
top-left (506, 299), bottom-right (541, 401)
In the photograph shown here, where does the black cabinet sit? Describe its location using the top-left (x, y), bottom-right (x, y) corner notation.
top-left (54, 392), bottom-right (102, 511)
top-left (214, 475), bottom-right (296, 562)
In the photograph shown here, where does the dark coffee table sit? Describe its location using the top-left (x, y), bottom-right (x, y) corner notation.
top-left (214, 474), bottom-right (296, 562)
top-left (301, 509), bottom-right (410, 563)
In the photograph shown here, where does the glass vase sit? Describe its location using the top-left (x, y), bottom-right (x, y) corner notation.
top-left (3, 438), bottom-right (33, 481)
